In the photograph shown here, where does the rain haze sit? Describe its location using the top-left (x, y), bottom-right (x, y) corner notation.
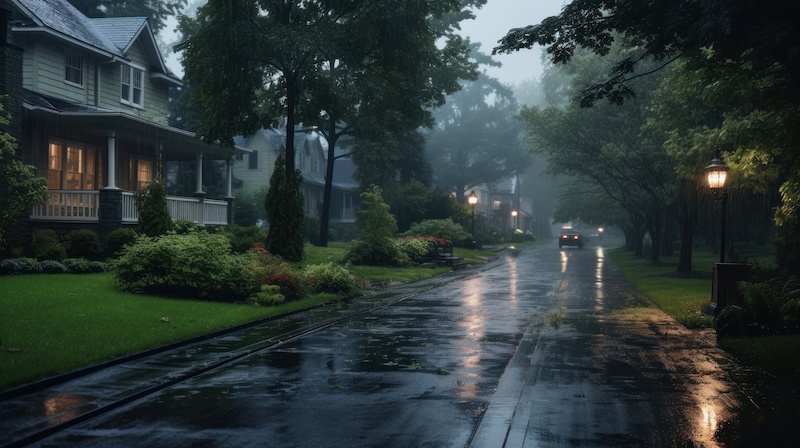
top-left (459, 0), bottom-right (566, 85)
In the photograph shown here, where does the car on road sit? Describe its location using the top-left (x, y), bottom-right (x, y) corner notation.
top-left (558, 228), bottom-right (584, 249)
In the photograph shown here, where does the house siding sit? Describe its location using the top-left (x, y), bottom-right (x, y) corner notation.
top-left (231, 134), bottom-right (276, 192)
top-left (22, 40), bottom-right (90, 104)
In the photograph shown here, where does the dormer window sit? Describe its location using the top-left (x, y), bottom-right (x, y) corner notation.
top-left (120, 64), bottom-right (144, 107)
top-left (65, 54), bottom-right (83, 86)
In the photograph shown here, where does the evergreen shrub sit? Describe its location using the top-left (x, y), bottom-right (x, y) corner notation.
top-left (105, 228), bottom-right (138, 257)
top-left (303, 263), bottom-right (362, 296)
top-left (31, 232), bottom-right (66, 261)
top-left (403, 218), bottom-right (471, 246)
top-left (395, 237), bottom-right (434, 263)
top-left (0, 257), bottom-right (40, 275)
top-left (113, 231), bottom-right (255, 300)
top-left (346, 185), bottom-right (407, 266)
top-left (38, 259), bottom-right (67, 273)
top-left (62, 258), bottom-right (106, 273)
top-left (69, 229), bottom-right (102, 260)
top-left (219, 225), bottom-right (265, 253)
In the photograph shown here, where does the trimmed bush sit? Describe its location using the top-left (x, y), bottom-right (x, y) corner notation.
top-left (249, 284), bottom-right (285, 307)
top-left (0, 257), bottom-right (40, 275)
top-left (303, 263), bottom-right (362, 296)
top-left (62, 258), bottom-right (106, 273)
top-left (259, 268), bottom-right (305, 301)
top-left (404, 218), bottom-right (471, 247)
top-left (69, 229), bottom-right (102, 260)
top-left (136, 177), bottom-right (173, 236)
top-left (396, 237), bottom-right (434, 263)
top-left (38, 260), bottom-right (68, 274)
top-left (172, 220), bottom-right (200, 234)
top-left (113, 231), bottom-right (256, 300)
top-left (219, 225), bottom-right (265, 253)
top-left (105, 228), bottom-right (138, 257)
top-left (31, 232), bottom-right (66, 261)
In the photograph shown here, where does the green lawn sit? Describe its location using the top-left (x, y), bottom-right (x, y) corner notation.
top-left (607, 246), bottom-right (800, 381)
top-left (0, 273), bottom-right (332, 391)
top-left (0, 243), bottom-right (497, 391)
top-left (607, 249), bottom-right (714, 328)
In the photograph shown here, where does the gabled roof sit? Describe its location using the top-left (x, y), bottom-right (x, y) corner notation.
top-left (11, 0), bottom-right (180, 85)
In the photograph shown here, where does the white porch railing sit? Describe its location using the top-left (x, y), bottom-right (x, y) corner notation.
top-left (204, 199), bottom-right (228, 226)
top-left (34, 191), bottom-right (228, 226)
top-left (122, 191), bottom-right (137, 223)
top-left (30, 191), bottom-right (100, 221)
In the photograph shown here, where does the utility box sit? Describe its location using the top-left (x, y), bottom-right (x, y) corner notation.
top-left (710, 262), bottom-right (752, 314)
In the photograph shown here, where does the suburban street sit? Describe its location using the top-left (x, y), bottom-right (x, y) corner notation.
top-left (5, 241), bottom-right (797, 447)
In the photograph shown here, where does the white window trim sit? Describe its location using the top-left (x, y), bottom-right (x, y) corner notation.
top-left (64, 53), bottom-right (84, 88)
top-left (120, 63), bottom-right (145, 108)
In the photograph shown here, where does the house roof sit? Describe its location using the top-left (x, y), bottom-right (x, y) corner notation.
top-left (23, 89), bottom-right (247, 159)
top-left (11, 0), bottom-right (180, 85)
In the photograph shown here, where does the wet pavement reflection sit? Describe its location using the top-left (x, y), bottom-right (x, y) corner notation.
top-left (3, 242), bottom-right (799, 447)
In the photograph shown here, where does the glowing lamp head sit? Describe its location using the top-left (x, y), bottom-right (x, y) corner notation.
top-left (468, 191), bottom-right (478, 206)
top-left (705, 158), bottom-right (729, 190)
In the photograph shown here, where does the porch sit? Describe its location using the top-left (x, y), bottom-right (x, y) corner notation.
top-left (31, 190), bottom-right (230, 226)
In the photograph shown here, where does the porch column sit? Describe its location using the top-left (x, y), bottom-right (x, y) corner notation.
top-left (195, 152), bottom-right (204, 194)
top-left (105, 132), bottom-right (118, 190)
top-left (225, 158), bottom-right (234, 198)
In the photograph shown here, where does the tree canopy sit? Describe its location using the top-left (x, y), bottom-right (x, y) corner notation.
top-left (426, 73), bottom-right (531, 203)
top-left (66, 0), bottom-right (186, 34)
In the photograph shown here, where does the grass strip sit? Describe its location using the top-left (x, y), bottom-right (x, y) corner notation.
top-left (606, 249), bottom-right (714, 328)
top-left (0, 273), bottom-right (331, 390)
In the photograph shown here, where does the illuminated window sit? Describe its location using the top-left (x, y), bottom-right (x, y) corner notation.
top-left (47, 141), bottom-right (98, 190)
top-left (129, 156), bottom-right (153, 190)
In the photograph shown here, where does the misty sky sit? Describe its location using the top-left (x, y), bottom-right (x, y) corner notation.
top-left (164, 1), bottom-right (567, 86)
top-left (459, 0), bottom-right (566, 86)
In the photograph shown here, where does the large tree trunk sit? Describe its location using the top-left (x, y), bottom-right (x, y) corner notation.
top-left (318, 124), bottom-right (338, 247)
top-left (675, 180), bottom-right (700, 273)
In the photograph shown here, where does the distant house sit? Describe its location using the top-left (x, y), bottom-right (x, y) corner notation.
top-left (232, 128), bottom-right (357, 225)
top-left (467, 176), bottom-right (533, 234)
top-left (0, 0), bottom-right (244, 246)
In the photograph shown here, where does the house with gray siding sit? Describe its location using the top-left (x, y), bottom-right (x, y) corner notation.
top-left (232, 128), bottom-right (357, 225)
top-left (0, 0), bottom-right (243, 246)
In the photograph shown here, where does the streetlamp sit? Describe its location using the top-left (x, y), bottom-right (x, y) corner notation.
top-left (706, 152), bottom-right (729, 263)
top-left (468, 190), bottom-right (478, 235)
top-left (511, 209), bottom-right (518, 230)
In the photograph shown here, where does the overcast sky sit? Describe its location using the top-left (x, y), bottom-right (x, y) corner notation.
top-left (459, 0), bottom-right (566, 85)
top-left (164, 0), bottom-right (567, 86)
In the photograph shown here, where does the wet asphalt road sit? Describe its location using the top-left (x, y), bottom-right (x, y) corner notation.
top-left (5, 241), bottom-right (799, 447)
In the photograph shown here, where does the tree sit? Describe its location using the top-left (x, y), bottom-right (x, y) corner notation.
top-left (0, 110), bottom-right (48, 246)
top-left (264, 153), bottom-right (304, 261)
top-left (346, 185), bottom-right (405, 266)
top-left (136, 177), bottom-right (173, 236)
top-left (426, 73), bottom-right (531, 203)
top-left (495, 0), bottom-right (800, 270)
top-left (178, 0), bottom-right (478, 249)
top-left (494, 0), bottom-right (800, 107)
top-left (66, 0), bottom-right (186, 34)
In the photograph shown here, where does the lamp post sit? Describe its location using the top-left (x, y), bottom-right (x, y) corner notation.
top-left (511, 209), bottom-right (518, 230)
top-left (706, 153), bottom-right (729, 263)
top-left (468, 190), bottom-right (478, 236)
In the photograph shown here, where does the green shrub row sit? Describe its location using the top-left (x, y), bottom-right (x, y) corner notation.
top-left (0, 257), bottom-right (106, 275)
top-left (112, 231), bottom-right (362, 303)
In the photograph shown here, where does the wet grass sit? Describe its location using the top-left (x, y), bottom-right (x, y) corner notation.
top-left (0, 242), bottom-right (497, 391)
top-left (0, 273), bottom-right (333, 391)
top-left (607, 249), bottom-right (713, 328)
top-left (608, 246), bottom-right (800, 381)
top-left (718, 335), bottom-right (800, 380)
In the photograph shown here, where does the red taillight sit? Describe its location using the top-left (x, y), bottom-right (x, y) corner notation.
top-left (561, 235), bottom-right (568, 239)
